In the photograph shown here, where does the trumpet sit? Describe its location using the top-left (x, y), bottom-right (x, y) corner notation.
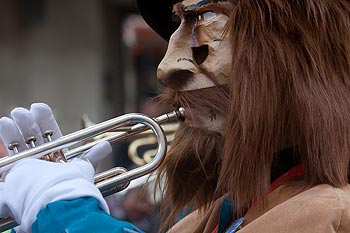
top-left (81, 115), bottom-right (180, 166)
top-left (0, 107), bottom-right (185, 231)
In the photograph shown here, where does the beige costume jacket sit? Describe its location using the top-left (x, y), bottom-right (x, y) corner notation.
top-left (168, 184), bottom-right (350, 233)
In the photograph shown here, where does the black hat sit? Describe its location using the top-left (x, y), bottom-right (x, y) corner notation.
top-left (136, 0), bottom-right (180, 41)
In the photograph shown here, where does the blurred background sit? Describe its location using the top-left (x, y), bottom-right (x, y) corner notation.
top-left (0, 0), bottom-right (171, 232)
top-left (0, 0), bottom-right (168, 133)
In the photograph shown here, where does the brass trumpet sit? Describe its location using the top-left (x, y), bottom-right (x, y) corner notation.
top-left (0, 107), bottom-right (185, 231)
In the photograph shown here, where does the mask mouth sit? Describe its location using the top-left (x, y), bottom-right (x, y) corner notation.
top-left (192, 45), bottom-right (209, 65)
top-left (157, 85), bottom-right (230, 119)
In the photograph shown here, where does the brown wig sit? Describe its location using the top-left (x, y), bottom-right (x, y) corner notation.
top-left (154, 86), bottom-right (229, 229)
top-left (218, 0), bottom-right (350, 215)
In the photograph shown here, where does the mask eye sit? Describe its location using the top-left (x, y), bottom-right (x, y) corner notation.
top-left (197, 11), bottom-right (216, 22)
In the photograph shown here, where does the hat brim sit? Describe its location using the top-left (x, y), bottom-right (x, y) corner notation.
top-left (136, 0), bottom-right (179, 41)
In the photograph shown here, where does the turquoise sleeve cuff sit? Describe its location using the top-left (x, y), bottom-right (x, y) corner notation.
top-left (32, 197), bottom-right (144, 233)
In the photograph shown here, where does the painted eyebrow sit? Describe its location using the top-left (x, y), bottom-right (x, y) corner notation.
top-left (181, 0), bottom-right (227, 13)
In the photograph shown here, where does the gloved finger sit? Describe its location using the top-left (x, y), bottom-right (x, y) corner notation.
top-left (69, 158), bottom-right (96, 182)
top-left (11, 108), bottom-right (44, 147)
top-left (0, 117), bottom-right (27, 155)
top-left (80, 141), bottom-right (112, 169)
top-left (30, 103), bottom-right (63, 141)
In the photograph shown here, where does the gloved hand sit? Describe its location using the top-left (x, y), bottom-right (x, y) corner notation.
top-left (0, 103), bottom-right (113, 232)
top-left (0, 103), bottom-right (109, 168)
top-left (0, 155), bottom-right (110, 233)
top-left (0, 103), bottom-right (63, 155)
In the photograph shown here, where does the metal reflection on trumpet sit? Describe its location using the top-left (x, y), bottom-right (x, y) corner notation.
top-left (0, 107), bottom-right (185, 232)
top-left (82, 115), bottom-right (179, 166)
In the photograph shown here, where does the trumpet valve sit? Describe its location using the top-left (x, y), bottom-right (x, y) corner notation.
top-left (25, 136), bottom-right (37, 148)
top-left (8, 141), bottom-right (20, 154)
top-left (43, 130), bottom-right (54, 142)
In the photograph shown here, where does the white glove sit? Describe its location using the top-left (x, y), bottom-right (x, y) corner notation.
top-left (0, 103), bottom-right (113, 232)
top-left (0, 103), bottom-right (109, 169)
top-left (0, 103), bottom-right (63, 156)
top-left (0, 142), bottom-right (111, 233)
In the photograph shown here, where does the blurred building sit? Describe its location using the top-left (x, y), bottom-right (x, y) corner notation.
top-left (0, 0), bottom-right (167, 132)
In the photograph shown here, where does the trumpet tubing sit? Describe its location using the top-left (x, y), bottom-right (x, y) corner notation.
top-left (0, 107), bottom-right (185, 231)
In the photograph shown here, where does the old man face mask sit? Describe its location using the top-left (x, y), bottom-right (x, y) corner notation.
top-left (158, 0), bottom-right (233, 133)
top-left (157, 0), bottom-right (233, 91)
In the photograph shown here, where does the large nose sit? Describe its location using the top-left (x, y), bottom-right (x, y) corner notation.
top-left (157, 34), bottom-right (199, 90)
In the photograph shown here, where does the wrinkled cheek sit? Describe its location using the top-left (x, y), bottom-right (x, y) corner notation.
top-left (192, 23), bottom-right (231, 84)
top-left (198, 43), bottom-right (231, 85)
top-left (193, 17), bottom-right (229, 43)
top-left (193, 23), bottom-right (219, 46)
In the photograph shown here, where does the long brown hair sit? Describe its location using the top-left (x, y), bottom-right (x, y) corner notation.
top-left (218, 0), bottom-right (350, 215)
top-left (155, 86), bottom-right (229, 230)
